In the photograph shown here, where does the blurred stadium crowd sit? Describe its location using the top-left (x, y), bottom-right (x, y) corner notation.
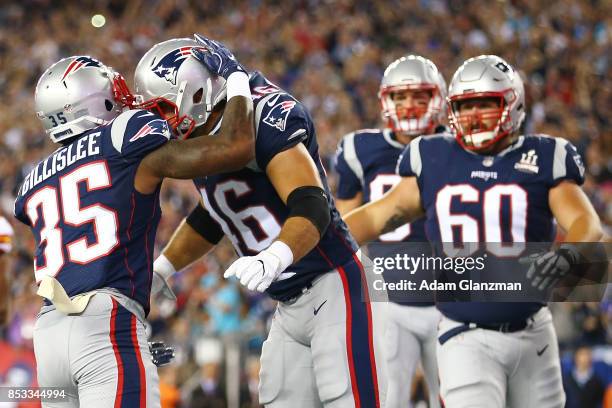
top-left (0, 0), bottom-right (610, 407)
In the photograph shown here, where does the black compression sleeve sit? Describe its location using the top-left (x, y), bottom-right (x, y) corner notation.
top-left (185, 202), bottom-right (224, 244)
top-left (286, 186), bottom-right (331, 237)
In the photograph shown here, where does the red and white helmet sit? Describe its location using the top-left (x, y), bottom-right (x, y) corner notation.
top-left (379, 55), bottom-right (447, 136)
top-left (448, 55), bottom-right (525, 151)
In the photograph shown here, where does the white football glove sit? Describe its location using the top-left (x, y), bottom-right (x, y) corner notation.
top-left (224, 241), bottom-right (293, 292)
top-left (152, 255), bottom-right (177, 301)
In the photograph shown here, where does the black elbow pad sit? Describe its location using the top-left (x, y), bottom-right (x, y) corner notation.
top-left (185, 203), bottom-right (224, 244)
top-left (286, 186), bottom-right (331, 237)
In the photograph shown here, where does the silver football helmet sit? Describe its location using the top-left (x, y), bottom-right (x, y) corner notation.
top-left (133, 38), bottom-right (227, 138)
top-left (448, 55), bottom-right (525, 151)
top-left (379, 55), bottom-right (447, 136)
top-left (35, 56), bottom-right (133, 144)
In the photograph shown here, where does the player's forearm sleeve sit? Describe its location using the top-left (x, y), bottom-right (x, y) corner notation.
top-left (186, 202), bottom-right (224, 244)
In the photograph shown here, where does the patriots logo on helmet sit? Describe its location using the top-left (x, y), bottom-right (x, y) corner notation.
top-left (152, 46), bottom-right (206, 85)
top-left (61, 56), bottom-right (102, 81)
top-left (263, 100), bottom-right (296, 131)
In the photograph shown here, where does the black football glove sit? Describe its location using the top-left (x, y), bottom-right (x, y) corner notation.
top-left (522, 244), bottom-right (583, 291)
top-left (149, 341), bottom-right (175, 367)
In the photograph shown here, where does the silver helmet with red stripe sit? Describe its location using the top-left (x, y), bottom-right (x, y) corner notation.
top-left (35, 56), bottom-right (133, 144)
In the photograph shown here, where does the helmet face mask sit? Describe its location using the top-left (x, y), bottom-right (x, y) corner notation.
top-left (380, 84), bottom-right (442, 135)
top-left (379, 55), bottom-right (447, 137)
top-left (35, 56), bottom-right (133, 144)
top-left (449, 92), bottom-right (515, 151)
top-left (135, 96), bottom-right (195, 138)
top-left (447, 55), bottom-right (525, 152)
top-left (134, 38), bottom-right (227, 139)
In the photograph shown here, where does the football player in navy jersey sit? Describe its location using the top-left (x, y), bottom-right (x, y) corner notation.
top-left (13, 37), bottom-right (254, 408)
top-left (344, 55), bottom-right (603, 408)
top-left (145, 36), bottom-right (385, 407)
top-left (334, 55), bottom-right (445, 408)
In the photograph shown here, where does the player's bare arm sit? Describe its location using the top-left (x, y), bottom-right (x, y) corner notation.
top-left (161, 211), bottom-right (216, 271)
top-left (152, 200), bottom-right (220, 299)
top-left (266, 143), bottom-right (327, 262)
top-left (135, 94), bottom-right (254, 193)
top-left (344, 176), bottom-right (423, 246)
top-left (550, 180), bottom-right (604, 284)
top-left (222, 143), bottom-right (333, 293)
top-left (335, 193), bottom-right (363, 216)
top-left (524, 180), bottom-right (605, 296)
top-left (549, 180), bottom-right (603, 243)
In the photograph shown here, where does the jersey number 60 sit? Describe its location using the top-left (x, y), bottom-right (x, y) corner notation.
top-left (436, 184), bottom-right (527, 257)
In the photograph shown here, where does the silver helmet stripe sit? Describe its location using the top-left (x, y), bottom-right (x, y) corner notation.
top-left (205, 77), bottom-right (213, 112)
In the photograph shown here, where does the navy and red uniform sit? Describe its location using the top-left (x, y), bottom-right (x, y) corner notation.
top-left (194, 72), bottom-right (383, 406)
top-left (14, 109), bottom-right (171, 314)
top-left (335, 128), bottom-right (442, 407)
top-left (334, 128), bottom-right (431, 303)
top-left (397, 133), bottom-right (585, 325)
top-left (14, 109), bottom-right (171, 407)
top-left (397, 133), bottom-right (583, 407)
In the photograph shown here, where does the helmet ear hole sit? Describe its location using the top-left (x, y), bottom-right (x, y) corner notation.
top-left (105, 99), bottom-right (114, 111)
top-left (193, 88), bottom-right (203, 104)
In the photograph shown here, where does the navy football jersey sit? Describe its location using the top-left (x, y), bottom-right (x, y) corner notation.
top-left (14, 109), bottom-right (172, 314)
top-left (194, 72), bottom-right (358, 301)
top-left (335, 129), bottom-right (432, 305)
top-left (334, 128), bottom-right (427, 242)
top-left (397, 133), bottom-right (585, 324)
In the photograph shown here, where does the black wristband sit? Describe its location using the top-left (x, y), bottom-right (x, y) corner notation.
top-left (286, 186), bottom-right (331, 237)
top-left (186, 203), bottom-right (224, 244)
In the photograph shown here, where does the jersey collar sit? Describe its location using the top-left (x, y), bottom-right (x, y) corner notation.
top-left (383, 129), bottom-right (406, 149)
top-left (462, 135), bottom-right (525, 158)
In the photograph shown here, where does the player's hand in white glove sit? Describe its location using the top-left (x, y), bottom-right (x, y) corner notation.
top-left (521, 244), bottom-right (583, 291)
top-left (151, 271), bottom-right (177, 301)
top-left (224, 241), bottom-right (293, 292)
